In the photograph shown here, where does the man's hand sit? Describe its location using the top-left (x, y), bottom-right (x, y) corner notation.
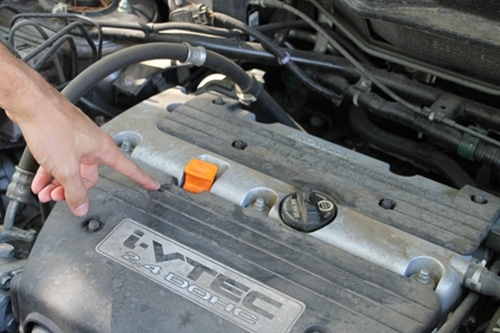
top-left (25, 104), bottom-right (160, 216)
top-left (1, 44), bottom-right (159, 216)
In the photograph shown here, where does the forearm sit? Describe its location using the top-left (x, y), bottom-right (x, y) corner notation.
top-left (0, 43), bottom-right (65, 125)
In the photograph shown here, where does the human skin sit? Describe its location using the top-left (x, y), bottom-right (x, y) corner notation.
top-left (0, 44), bottom-right (159, 216)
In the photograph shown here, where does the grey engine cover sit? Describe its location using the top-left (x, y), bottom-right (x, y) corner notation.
top-left (13, 89), bottom-right (500, 333)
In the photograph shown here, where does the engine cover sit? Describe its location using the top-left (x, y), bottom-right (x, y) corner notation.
top-left (13, 89), bottom-right (500, 332)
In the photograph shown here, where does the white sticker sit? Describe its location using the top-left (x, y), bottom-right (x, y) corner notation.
top-left (248, 10), bottom-right (259, 28)
top-left (97, 219), bottom-right (305, 333)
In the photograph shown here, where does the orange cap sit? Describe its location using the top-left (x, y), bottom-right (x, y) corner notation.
top-left (183, 158), bottom-right (218, 194)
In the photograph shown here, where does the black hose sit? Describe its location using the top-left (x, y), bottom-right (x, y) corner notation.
top-left (61, 42), bottom-right (297, 128)
top-left (19, 42), bottom-right (298, 173)
top-left (349, 106), bottom-right (476, 188)
top-left (212, 11), bottom-right (343, 104)
top-left (62, 43), bottom-right (222, 99)
top-left (253, 20), bottom-right (309, 33)
top-left (355, 90), bottom-right (500, 169)
top-left (17, 148), bottom-right (38, 173)
top-left (144, 32), bottom-right (360, 78)
top-left (356, 91), bottom-right (462, 146)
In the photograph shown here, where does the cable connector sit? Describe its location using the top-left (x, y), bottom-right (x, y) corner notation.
top-left (170, 3), bottom-right (210, 25)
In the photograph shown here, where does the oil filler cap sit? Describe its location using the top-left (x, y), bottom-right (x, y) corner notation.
top-left (280, 188), bottom-right (337, 232)
top-left (183, 158), bottom-right (218, 194)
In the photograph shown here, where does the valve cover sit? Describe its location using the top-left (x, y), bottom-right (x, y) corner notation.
top-left (13, 89), bottom-right (500, 333)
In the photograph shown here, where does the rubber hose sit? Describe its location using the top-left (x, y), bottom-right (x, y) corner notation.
top-left (356, 91), bottom-right (462, 149)
top-left (61, 43), bottom-right (189, 102)
top-left (474, 142), bottom-right (500, 168)
top-left (21, 42), bottom-right (296, 172)
top-left (62, 42), bottom-right (296, 128)
top-left (480, 270), bottom-right (500, 298)
top-left (144, 33), bottom-right (359, 78)
top-left (212, 12), bottom-right (343, 103)
top-left (349, 106), bottom-right (475, 189)
top-left (355, 91), bottom-right (500, 169)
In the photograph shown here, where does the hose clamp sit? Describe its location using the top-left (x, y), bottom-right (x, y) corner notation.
top-left (235, 85), bottom-right (257, 105)
top-left (182, 43), bottom-right (207, 67)
top-left (465, 267), bottom-right (483, 293)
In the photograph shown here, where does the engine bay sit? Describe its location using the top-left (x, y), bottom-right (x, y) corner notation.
top-left (0, 1), bottom-right (499, 332)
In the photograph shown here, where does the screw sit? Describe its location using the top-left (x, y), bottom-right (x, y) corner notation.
top-left (416, 269), bottom-right (431, 285)
top-left (253, 198), bottom-right (267, 212)
top-left (120, 140), bottom-right (132, 154)
top-left (379, 198), bottom-right (396, 210)
top-left (87, 219), bottom-right (103, 233)
top-left (118, 0), bottom-right (132, 12)
top-left (232, 140), bottom-right (248, 150)
top-left (212, 97), bottom-right (225, 105)
top-left (471, 195), bottom-right (487, 204)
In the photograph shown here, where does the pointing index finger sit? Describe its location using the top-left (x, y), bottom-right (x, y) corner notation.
top-left (103, 146), bottom-right (160, 191)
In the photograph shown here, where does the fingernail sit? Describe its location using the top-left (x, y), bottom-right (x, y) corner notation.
top-left (148, 180), bottom-right (161, 190)
top-left (74, 202), bottom-right (89, 216)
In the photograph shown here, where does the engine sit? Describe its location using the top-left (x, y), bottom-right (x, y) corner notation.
top-left (0, 1), bottom-right (499, 332)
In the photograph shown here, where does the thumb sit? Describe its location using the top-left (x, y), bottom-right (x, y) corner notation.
top-left (59, 169), bottom-right (90, 217)
top-left (70, 199), bottom-right (89, 217)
